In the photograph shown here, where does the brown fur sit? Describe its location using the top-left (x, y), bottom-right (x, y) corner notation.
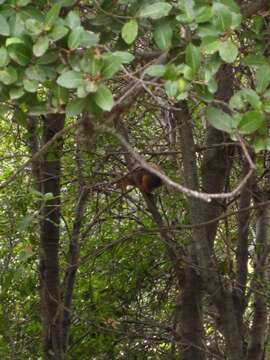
top-left (118, 164), bottom-right (163, 193)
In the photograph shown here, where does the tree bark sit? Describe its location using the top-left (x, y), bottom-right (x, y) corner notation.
top-left (201, 64), bottom-right (234, 246)
top-left (247, 199), bottom-right (270, 360)
top-left (27, 117), bottom-right (42, 192)
top-left (177, 103), bottom-right (244, 360)
top-left (62, 186), bottom-right (89, 352)
top-left (40, 114), bottom-right (65, 359)
top-left (175, 267), bottom-right (205, 360)
top-left (233, 162), bottom-right (253, 356)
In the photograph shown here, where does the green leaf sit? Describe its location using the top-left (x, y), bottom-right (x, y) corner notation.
top-left (68, 28), bottom-right (99, 49)
top-left (238, 111), bottom-right (265, 134)
top-left (44, 3), bottom-right (61, 30)
top-left (204, 54), bottom-right (222, 81)
top-left (201, 37), bottom-right (221, 54)
top-left (65, 10), bottom-right (81, 29)
top-left (207, 78), bottom-right (218, 94)
top-left (17, 215), bottom-right (33, 232)
top-left (255, 64), bottom-right (270, 94)
top-left (94, 85), bottom-right (114, 111)
top-left (25, 18), bottom-right (43, 35)
top-left (33, 36), bottom-right (49, 57)
top-left (165, 80), bottom-right (178, 97)
top-left (176, 13), bottom-right (192, 24)
top-left (102, 55), bottom-right (122, 79)
top-left (176, 91), bottom-right (188, 100)
top-left (0, 67), bottom-right (17, 85)
top-left (220, 0), bottom-right (240, 13)
top-left (229, 92), bottom-right (244, 110)
top-left (57, 70), bottom-right (84, 89)
top-left (219, 40), bottom-right (238, 63)
top-left (263, 99), bottom-right (270, 112)
top-left (145, 64), bottom-right (166, 77)
top-left (68, 26), bottom-right (84, 50)
top-left (52, 85), bottom-right (69, 105)
top-left (212, 3), bottom-right (232, 32)
top-left (0, 47), bottom-right (9, 67)
top-left (20, 6), bottom-right (43, 22)
top-left (66, 98), bottom-right (87, 116)
top-left (253, 137), bottom-right (265, 153)
top-left (206, 107), bottom-right (234, 133)
top-left (178, 64), bottom-right (193, 80)
top-left (80, 55), bottom-right (103, 75)
top-left (6, 36), bottom-right (24, 46)
top-left (121, 19), bottom-right (138, 45)
top-left (195, 85), bottom-right (214, 102)
top-left (28, 103), bottom-right (49, 115)
top-left (230, 89), bottom-right (262, 111)
top-left (68, 53), bottom-right (80, 71)
top-left (7, 43), bottom-right (31, 65)
top-left (0, 13), bottom-right (10, 36)
top-left (25, 65), bottom-right (46, 81)
top-left (195, 6), bottom-right (212, 23)
top-left (185, 44), bottom-right (201, 74)
top-left (231, 12), bottom-right (242, 29)
top-left (252, 15), bottom-right (264, 34)
top-left (17, 0), bottom-right (31, 6)
top-left (80, 31), bottom-right (99, 48)
top-left (241, 89), bottom-right (262, 110)
top-left (242, 54), bottom-right (268, 66)
top-left (85, 80), bottom-right (97, 93)
top-left (9, 87), bottom-right (24, 99)
top-left (197, 25), bottom-right (220, 38)
top-left (177, 78), bottom-right (187, 93)
top-left (77, 84), bottom-right (89, 98)
top-left (154, 19), bottom-right (173, 50)
top-left (50, 25), bottom-right (69, 41)
top-left (112, 51), bottom-right (134, 64)
top-left (253, 137), bottom-right (270, 153)
top-left (183, 0), bottom-right (195, 19)
top-left (23, 78), bottom-right (39, 92)
top-left (36, 50), bottom-right (58, 65)
top-left (138, 2), bottom-right (172, 20)
top-left (164, 64), bottom-right (178, 80)
top-left (10, 13), bottom-right (25, 36)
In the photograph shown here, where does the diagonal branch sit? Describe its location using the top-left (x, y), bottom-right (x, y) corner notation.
top-left (97, 125), bottom-right (255, 202)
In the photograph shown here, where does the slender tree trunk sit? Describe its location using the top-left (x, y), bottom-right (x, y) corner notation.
top-left (234, 162), bottom-right (253, 356)
top-left (62, 186), bottom-right (89, 352)
top-left (27, 117), bottom-right (41, 192)
top-left (247, 199), bottom-right (270, 360)
top-left (39, 114), bottom-right (65, 359)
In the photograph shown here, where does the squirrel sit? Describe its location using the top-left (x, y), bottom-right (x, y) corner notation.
top-left (118, 163), bottom-right (163, 193)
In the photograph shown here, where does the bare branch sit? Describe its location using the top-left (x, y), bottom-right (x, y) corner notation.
top-left (97, 125), bottom-right (256, 202)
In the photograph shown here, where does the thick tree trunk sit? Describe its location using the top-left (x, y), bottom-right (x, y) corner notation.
top-left (177, 104), bottom-right (244, 360)
top-left (172, 64), bottom-right (236, 360)
top-left (175, 267), bottom-right (205, 360)
top-left (40, 114), bottom-right (65, 359)
top-left (201, 64), bottom-right (234, 246)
